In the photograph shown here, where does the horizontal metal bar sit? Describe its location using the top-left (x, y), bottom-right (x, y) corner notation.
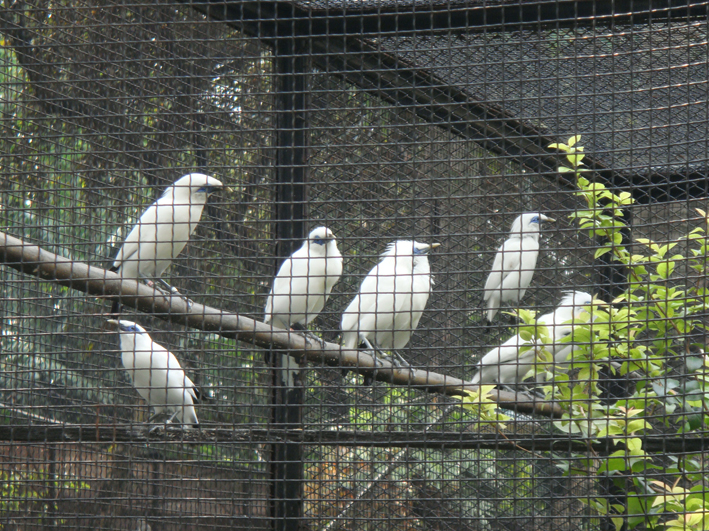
top-left (0, 424), bottom-right (703, 454)
top-left (187, 0), bottom-right (709, 37)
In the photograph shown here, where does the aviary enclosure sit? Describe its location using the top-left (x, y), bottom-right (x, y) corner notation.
top-left (1, 1), bottom-right (709, 530)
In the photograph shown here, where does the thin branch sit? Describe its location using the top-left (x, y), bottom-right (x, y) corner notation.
top-left (0, 230), bottom-right (563, 418)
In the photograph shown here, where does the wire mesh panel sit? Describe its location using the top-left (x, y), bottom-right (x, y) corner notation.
top-left (1, 2), bottom-right (273, 528)
top-left (2, 1), bottom-right (709, 531)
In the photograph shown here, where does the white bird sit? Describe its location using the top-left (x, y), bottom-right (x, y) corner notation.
top-left (264, 226), bottom-right (343, 331)
top-left (110, 173), bottom-right (225, 312)
top-left (471, 291), bottom-right (593, 386)
top-left (483, 212), bottom-right (554, 322)
top-left (107, 319), bottom-right (199, 426)
top-left (549, 291), bottom-right (595, 368)
top-left (341, 240), bottom-right (440, 367)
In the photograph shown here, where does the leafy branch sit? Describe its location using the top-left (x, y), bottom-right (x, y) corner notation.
top-left (548, 135), bottom-right (709, 530)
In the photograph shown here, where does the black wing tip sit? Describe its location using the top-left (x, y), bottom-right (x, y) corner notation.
top-left (110, 300), bottom-right (122, 316)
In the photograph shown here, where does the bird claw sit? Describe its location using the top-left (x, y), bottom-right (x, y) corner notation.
top-left (362, 349), bottom-right (386, 369)
top-left (161, 289), bottom-right (193, 311)
top-left (166, 290), bottom-right (193, 310)
top-left (147, 410), bottom-right (181, 433)
top-left (148, 423), bottom-right (166, 436)
top-left (297, 330), bottom-right (326, 347)
top-left (391, 351), bottom-right (411, 368)
top-left (151, 279), bottom-right (191, 309)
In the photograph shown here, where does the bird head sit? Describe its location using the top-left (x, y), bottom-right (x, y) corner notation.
top-left (170, 173), bottom-right (226, 199)
top-left (382, 240), bottom-right (441, 264)
top-left (510, 212), bottom-right (555, 236)
top-left (414, 242), bottom-right (441, 255)
top-left (308, 226), bottom-right (336, 247)
top-left (106, 319), bottom-right (147, 335)
top-left (556, 291), bottom-right (595, 321)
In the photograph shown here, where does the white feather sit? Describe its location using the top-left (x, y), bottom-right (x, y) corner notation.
top-left (471, 290), bottom-right (592, 385)
top-left (483, 212), bottom-right (553, 322)
top-left (264, 226), bottom-right (343, 330)
top-left (112, 173), bottom-right (224, 280)
top-left (549, 291), bottom-right (595, 367)
top-left (341, 240), bottom-right (437, 352)
top-left (109, 320), bottom-right (199, 426)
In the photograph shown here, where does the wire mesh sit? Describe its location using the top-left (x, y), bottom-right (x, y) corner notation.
top-left (1, 1), bottom-right (709, 531)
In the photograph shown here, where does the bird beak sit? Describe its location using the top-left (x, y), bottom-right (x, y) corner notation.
top-left (430, 243), bottom-right (442, 249)
top-left (545, 217), bottom-right (556, 223)
top-left (105, 319), bottom-right (120, 330)
top-left (223, 186), bottom-right (234, 193)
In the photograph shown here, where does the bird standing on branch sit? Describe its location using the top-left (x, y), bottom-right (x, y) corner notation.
top-left (549, 291), bottom-right (595, 368)
top-left (110, 173), bottom-right (226, 313)
top-left (107, 319), bottom-right (199, 427)
top-left (264, 226), bottom-right (343, 340)
top-left (483, 212), bottom-right (554, 323)
top-left (471, 290), bottom-right (594, 386)
top-left (341, 240), bottom-right (440, 376)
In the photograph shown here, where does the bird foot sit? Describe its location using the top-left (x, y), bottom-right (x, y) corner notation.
top-left (147, 410), bottom-right (182, 433)
top-left (148, 410), bottom-right (178, 423)
top-left (288, 324), bottom-right (326, 347)
top-left (391, 351), bottom-right (411, 368)
top-left (148, 423), bottom-right (166, 436)
top-left (162, 289), bottom-right (194, 310)
top-left (168, 286), bottom-right (194, 309)
top-left (296, 330), bottom-right (326, 347)
top-left (146, 279), bottom-right (192, 309)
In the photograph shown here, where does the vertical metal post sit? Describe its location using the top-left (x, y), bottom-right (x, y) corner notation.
top-left (270, 35), bottom-right (308, 531)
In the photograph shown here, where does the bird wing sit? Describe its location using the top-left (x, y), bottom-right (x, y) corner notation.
top-left (483, 239), bottom-right (523, 299)
top-left (389, 269), bottom-right (431, 345)
top-left (112, 197), bottom-right (201, 274)
top-left (265, 252), bottom-right (334, 328)
top-left (324, 251), bottom-right (344, 295)
top-left (484, 238), bottom-right (539, 309)
top-left (472, 334), bottom-right (538, 385)
top-left (123, 338), bottom-right (170, 405)
top-left (112, 202), bottom-right (158, 269)
top-left (341, 262), bottom-right (397, 346)
top-left (472, 342), bottom-right (520, 384)
top-left (483, 243), bottom-right (506, 297)
top-left (165, 350), bottom-right (199, 400)
top-left (512, 238), bottom-right (540, 294)
top-left (295, 254), bottom-right (331, 319)
top-left (264, 256), bottom-right (296, 325)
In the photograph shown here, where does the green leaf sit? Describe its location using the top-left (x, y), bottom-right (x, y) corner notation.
top-left (566, 152), bottom-right (586, 167)
top-left (568, 135), bottom-right (581, 147)
top-left (657, 261), bottom-right (674, 280)
top-left (595, 246), bottom-right (612, 259)
top-left (548, 142), bottom-right (569, 152)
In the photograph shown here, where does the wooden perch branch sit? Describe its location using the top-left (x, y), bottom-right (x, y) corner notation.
top-left (0, 231), bottom-right (563, 418)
